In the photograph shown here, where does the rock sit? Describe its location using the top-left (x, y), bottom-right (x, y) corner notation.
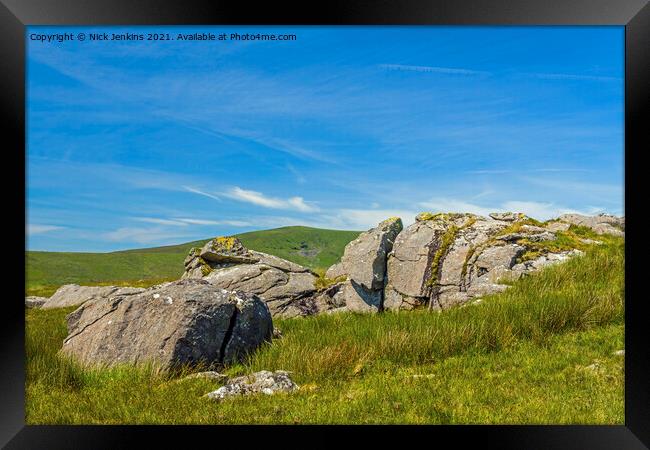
top-left (25, 296), bottom-right (47, 308)
top-left (199, 237), bottom-right (258, 264)
top-left (386, 213), bottom-right (499, 310)
top-left (340, 280), bottom-right (383, 313)
top-left (386, 218), bottom-right (450, 299)
top-left (321, 218), bottom-right (402, 313)
top-left (545, 221), bottom-right (571, 232)
top-left (325, 262), bottom-right (346, 280)
top-left (384, 211), bottom-right (589, 311)
top-left (206, 370), bottom-right (298, 400)
top-left (383, 285), bottom-right (426, 311)
top-left (472, 244), bottom-right (524, 272)
top-left (558, 213), bottom-right (624, 237)
top-left (527, 249), bottom-right (584, 270)
top-left (489, 212), bottom-right (524, 222)
top-left (183, 237), bottom-right (318, 318)
top-left (41, 284), bottom-right (145, 309)
top-left (525, 231), bottom-right (557, 242)
top-left (311, 282), bottom-right (347, 313)
top-left (613, 349), bottom-right (625, 356)
top-left (339, 217), bottom-right (402, 291)
top-left (60, 279), bottom-right (273, 369)
top-left (496, 229), bottom-right (555, 243)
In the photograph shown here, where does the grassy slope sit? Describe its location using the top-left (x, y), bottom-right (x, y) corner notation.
top-left (25, 237), bottom-right (624, 424)
top-left (26, 226), bottom-right (361, 297)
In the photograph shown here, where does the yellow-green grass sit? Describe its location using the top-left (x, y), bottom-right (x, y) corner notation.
top-left (26, 237), bottom-right (623, 424)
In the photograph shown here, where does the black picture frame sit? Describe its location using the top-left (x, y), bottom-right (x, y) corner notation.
top-left (2, 0), bottom-right (647, 447)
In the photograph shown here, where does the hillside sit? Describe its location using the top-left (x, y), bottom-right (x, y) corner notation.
top-left (25, 237), bottom-right (625, 424)
top-left (26, 226), bottom-right (361, 297)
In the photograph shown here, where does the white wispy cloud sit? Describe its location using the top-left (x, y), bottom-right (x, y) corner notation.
top-left (520, 177), bottom-right (623, 197)
top-left (134, 217), bottom-right (187, 226)
top-left (27, 224), bottom-right (65, 235)
top-left (223, 187), bottom-right (319, 212)
top-left (379, 64), bottom-right (489, 76)
top-left (134, 217), bottom-right (251, 227)
top-left (467, 168), bottom-right (592, 175)
top-left (177, 218), bottom-right (251, 227)
top-left (103, 227), bottom-right (195, 244)
top-left (527, 72), bottom-right (622, 82)
top-left (182, 186), bottom-right (222, 202)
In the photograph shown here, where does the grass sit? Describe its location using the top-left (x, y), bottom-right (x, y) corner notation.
top-left (25, 237), bottom-right (624, 424)
top-left (26, 226), bottom-right (361, 297)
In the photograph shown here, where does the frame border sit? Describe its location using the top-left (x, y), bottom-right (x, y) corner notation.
top-left (2, 0), bottom-right (647, 447)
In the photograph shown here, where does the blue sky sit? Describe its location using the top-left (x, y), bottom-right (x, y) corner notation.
top-left (26, 26), bottom-right (624, 252)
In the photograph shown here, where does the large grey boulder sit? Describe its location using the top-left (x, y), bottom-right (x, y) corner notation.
top-left (385, 213), bottom-right (492, 310)
top-left (340, 217), bottom-right (403, 291)
top-left (320, 217), bottom-right (402, 313)
top-left (557, 213), bottom-right (624, 236)
top-left (182, 237), bottom-right (318, 318)
top-left (60, 279), bottom-right (273, 369)
top-left (41, 284), bottom-right (145, 309)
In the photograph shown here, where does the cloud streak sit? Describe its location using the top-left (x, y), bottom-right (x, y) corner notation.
top-left (379, 64), bottom-right (489, 76)
top-left (222, 186), bottom-right (319, 212)
top-left (27, 224), bottom-right (65, 235)
top-left (182, 186), bottom-right (222, 202)
top-left (134, 217), bottom-right (251, 227)
top-left (527, 72), bottom-right (622, 82)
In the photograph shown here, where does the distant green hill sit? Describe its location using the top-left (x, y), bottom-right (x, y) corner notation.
top-left (26, 226), bottom-right (361, 297)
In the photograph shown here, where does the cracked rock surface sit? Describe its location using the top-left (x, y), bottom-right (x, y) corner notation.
top-left (41, 284), bottom-right (146, 309)
top-left (182, 237), bottom-right (318, 318)
top-left (59, 279), bottom-right (272, 369)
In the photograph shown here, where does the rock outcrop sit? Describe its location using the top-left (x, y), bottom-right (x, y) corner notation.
top-left (206, 370), bottom-right (299, 400)
top-left (557, 213), bottom-right (624, 237)
top-left (60, 279), bottom-right (273, 369)
top-left (25, 296), bottom-right (47, 308)
top-left (41, 284), bottom-right (145, 309)
top-left (182, 237), bottom-right (318, 318)
top-left (312, 217), bottom-right (402, 313)
top-left (324, 211), bottom-right (623, 313)
top-left (41, 211), bottom-right (623, 326)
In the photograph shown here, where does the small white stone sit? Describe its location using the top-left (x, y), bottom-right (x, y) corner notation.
top-left (165, 296), bottom-right (173, 304)
top-left (614, 349), bottom-right (625, 356)
top-left (153, 293), bottom-right (160, 299)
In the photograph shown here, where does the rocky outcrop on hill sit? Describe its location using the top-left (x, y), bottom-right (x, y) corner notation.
top-left (41, 284), bottom-right (145, 309)
top-left (182, 237), bottom-right (318, 318)
top-left (557, 213), bottom-right (624, 237)
top-left (60, 279), bottom-right (273, 369)
top-left (40, 211), bottom-right (623, 325)
top-left (323, 211), bottom-right (623, 312)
